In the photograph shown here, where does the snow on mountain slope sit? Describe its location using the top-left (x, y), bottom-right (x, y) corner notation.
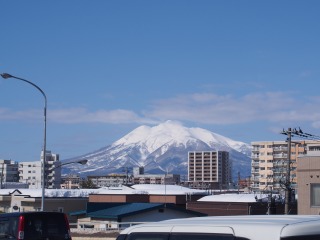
top-left (63, 120), bottom-right (251, 180)
top-left (114, 120), bottom-right (250, 155)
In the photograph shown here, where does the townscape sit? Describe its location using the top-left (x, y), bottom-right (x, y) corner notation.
top-left (1, 1), bottom-right (320, 240)
top-left (1, 131), bottom-right (320, 236)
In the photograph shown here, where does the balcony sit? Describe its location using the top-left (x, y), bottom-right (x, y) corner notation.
top-left (252, 147), bottom-right (260, 152)
top-left (251, 162), bottom-right (260, 167)
top-left (273, 147), bottom-right (288, 152)
top-left (273, 153), bottom-right (288, 159)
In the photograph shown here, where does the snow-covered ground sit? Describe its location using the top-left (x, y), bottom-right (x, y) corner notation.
top-left (0, 184), bottom-right (279, 203)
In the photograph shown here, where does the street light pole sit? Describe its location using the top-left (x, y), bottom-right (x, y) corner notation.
top-left (1, 73), bottom-right (47, 211)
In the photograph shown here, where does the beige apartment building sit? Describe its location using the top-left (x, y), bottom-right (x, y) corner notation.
top-left (188, 151), bottom-right (231, 189)
top-left (251, 140), bottom-right (317, 193)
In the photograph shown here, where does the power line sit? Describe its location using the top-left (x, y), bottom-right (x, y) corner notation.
top-left (281, 128), bottom-right (320, 141)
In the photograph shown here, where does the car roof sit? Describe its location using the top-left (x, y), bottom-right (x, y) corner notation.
top-left (120, 215), bottom-right (320, 240)
top-left (0, 211), bottom-right (65, 217)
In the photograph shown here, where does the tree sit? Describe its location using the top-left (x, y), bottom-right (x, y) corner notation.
top-left (80, 178), bottom-right (97, 189)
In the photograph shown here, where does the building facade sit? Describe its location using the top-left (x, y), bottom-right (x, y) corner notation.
top-left (297, 143), bottom-right (320, 214)
top-left (61, 174), bottom-right (81, 189)
top-left (188, 151), bottom-right (231, 189)
top-left (18, 161), bottom-right (42, 188)
top-left (44, 150), bottom-right (61, 189)
top-left (19, 150), bottom-right (61, 189)
top-left (0, 160), bottom-right (19, 187)
top-left (132, 173), bottom-right (180, 185)
top-left (88, 174), bottom-right (130, 187)
top-left (250, 140), bottom-right (318, 193)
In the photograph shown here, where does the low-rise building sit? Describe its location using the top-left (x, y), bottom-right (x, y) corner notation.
top-left (88, 174), bottom-right (129, 187)
top-left (297, 143), bottom-right (320, 214)
top-left (71, 203), bottom-right (206, 230)
top-left (0, 188), bottom-right (90, 223)
top-left (132, 173), bottom-right (180, 185)
top-left (61, 174), bottom-right (81, 189)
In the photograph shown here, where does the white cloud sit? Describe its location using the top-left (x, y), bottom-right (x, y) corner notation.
top-left (0, 108), bottom-right (40, 121)
top-left (49, 108), bottom-right (156, 124)
top-left (1, 91), bottom-right (320, 128)
top-left (145, 92), bottom-right (320, 126)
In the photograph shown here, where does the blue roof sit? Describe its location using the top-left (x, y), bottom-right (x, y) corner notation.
top-left (70, 202), bottom-right (207, 220)
top-left (87, 203), bottom-right (164, 220)
top-left (70, 202), bottom-right (207, 219)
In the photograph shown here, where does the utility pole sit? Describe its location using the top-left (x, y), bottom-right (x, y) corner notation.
top-left (237, 171), bottom-right (240, 193)
top-left (281, 128), bottom-right (292, 214)
top-left (0, 162), bottom-right (4, 189)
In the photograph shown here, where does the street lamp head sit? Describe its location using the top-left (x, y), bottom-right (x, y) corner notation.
top-left (1, 73), bottom-right (14, 79)
top-left (78, 159), bottom-right (88, 165)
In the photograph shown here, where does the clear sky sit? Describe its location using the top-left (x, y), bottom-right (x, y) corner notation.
top-left (1, 1), bottom-right (320, 162)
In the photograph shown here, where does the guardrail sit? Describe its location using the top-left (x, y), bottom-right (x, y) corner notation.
top-left (70, 221), bottom-right (147, 231)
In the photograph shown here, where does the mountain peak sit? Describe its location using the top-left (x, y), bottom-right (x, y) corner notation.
top-left (114, 120), bottom-right (191, 149)
top-left (114, 120), bottom-right (249, 153)
top-left (63, 121), bottom-right (251, 179)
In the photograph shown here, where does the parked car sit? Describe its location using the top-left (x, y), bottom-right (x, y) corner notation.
top-left (117, 215), bottom-right (320, 240)
top-left (0, 211), bottom-right (72, 240)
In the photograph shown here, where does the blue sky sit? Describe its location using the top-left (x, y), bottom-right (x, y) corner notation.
top-left (1, 1), bottom-right (320, 161)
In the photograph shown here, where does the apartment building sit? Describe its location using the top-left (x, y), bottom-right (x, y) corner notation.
top-left (188, 151), bottom-right (231, 189)
top-left (132, 173), bottom-right (180, 185)
top-left (19, 150), bottom-right (61, 189)
top-left (61, 174), bottom-right (81, 189)
top-left (18, 161), bottom-right (42, 188)
top-left (88, 174), bottom-right (129, 187)
top-left (250, 141), bottom-right (317, 193)
top-left (0, 160), bottom-right (19, 187)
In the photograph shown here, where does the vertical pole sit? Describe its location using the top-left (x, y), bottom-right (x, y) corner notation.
top-left (0, 162), bottom-right (4, 189)
top-left (285, 128), bottom-right (292, 214)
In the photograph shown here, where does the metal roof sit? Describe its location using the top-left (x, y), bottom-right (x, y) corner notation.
top-left (87, 203), bottom-right (164, 219)
top-left (70, 202), bottom-right (206, 220)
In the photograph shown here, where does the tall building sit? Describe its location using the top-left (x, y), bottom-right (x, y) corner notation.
top-left (43, 150), bottom-right (61, 189)
top-left (251, 140), bottom-right (317, 193)
top-left (18, 161), bottom-right (42, 188)
top-left (19, 150), bottom-right (61, 189)
top-left (188, 151), bottom-right (231, 189)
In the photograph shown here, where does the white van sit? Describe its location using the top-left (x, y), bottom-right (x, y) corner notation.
top-left (116, 215), bottom-right (320, 240)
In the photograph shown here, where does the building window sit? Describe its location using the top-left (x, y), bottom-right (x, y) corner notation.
top-left (310, 184), bottom-right (320, 206)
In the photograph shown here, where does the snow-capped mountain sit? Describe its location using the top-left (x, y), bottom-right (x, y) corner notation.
top-left (62, 120), bottom-right (251, 180)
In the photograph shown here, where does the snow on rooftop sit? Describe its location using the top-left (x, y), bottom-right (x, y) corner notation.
top-left (131, 184), bottom-right (207, 195)
top-left (0, 184), bottom-right (206, 198)
top-left (198, 193), bottom-right (269, 203)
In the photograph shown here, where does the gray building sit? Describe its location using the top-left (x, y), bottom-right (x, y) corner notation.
top-left (0, 159), bottom-right (19, 188)
top-left (188, 151), bottom-right (231, 189)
